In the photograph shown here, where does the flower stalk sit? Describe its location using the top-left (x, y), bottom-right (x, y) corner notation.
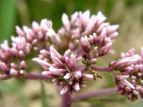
top-left (91, 65), bottom-right (113, 72)
top-left (61, 92), bottom-right (71, 107)
top-left (0, 73), bottom-right (52, 80)
top-left (72, 87), bottom-right (117, 102)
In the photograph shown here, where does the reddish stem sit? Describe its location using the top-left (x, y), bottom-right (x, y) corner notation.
top-left (0, 73), bottom-right (52, 80)
top-left (24, 73), bottom-right (52, 80)
top-left (91, 65), bottom-right (113, 72)
top-left (0, 66), bottom-right (113, 80)
top-left (72, 87), bottom-right (117, 102)
top-left (61, 92), bottom-right (71, 107)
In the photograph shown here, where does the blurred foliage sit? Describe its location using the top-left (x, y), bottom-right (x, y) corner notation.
top-left (0, 0), bottom-right (143, 107)
top-left (0, 79), bottom-right (23, 92)
top-left (0, 0), bottom-right (16, 41)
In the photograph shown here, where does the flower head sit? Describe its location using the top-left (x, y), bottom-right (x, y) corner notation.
top-left (33, 46), bottom-right (93, 94)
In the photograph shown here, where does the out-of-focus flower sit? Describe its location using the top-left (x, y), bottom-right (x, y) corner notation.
top-left (111, 49), bottom-right (143, 100)
top-left (111, 48), bottom-right (142, 71)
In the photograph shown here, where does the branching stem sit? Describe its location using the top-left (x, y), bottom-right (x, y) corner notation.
top-left (0, 73), bottom-right (52, 80)
top-left (61, 91), bottom-right (71, 107)
top-left (72, 87), bottom-right (117, 102)
top-left (91, 65), bottom-right (113, 72)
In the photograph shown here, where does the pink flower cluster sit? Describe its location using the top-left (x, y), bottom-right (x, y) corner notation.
top-left (0, 19), bottom-right (57, 77)
top-left (33, 47), bottom-right (93, 94)
top-left (58, 11), bottom-right (119, 57)
top-left (111, 48), bottom-right (143, 100)
top-left (32, 11), bottom-right (119, 94)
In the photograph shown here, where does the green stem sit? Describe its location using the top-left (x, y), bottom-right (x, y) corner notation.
top-left (40, 81), bottom-right (48, 107)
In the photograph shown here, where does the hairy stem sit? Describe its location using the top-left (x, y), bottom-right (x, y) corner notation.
top-left (61, 92), bottom-right (71, 107)
top-left (72, 87), bottom-right (117, 102)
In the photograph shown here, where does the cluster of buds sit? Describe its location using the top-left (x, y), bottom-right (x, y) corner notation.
top-left (80, 32), bottom-right (112, 60)
top-left (58, 11), bottom-right (119, 53)
top-left (31, 11), bottom-right (119, 94)
top-left (58, 11), bottom-right (119, 65)
top-left (33, 46), bottom-right (94, 94)
top-left (0, 19), bottom-right (59, 77)
top-left (111, 48), bottom-right (143, 100)
top-left (59, 11), bottom-right (118, 38)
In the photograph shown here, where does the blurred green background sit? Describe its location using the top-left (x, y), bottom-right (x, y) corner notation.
top-left (0, 0), bottom-right (143, 107)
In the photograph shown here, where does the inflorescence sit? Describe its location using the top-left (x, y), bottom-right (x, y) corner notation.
top-left (0, 10), bottom-right (143, 101)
